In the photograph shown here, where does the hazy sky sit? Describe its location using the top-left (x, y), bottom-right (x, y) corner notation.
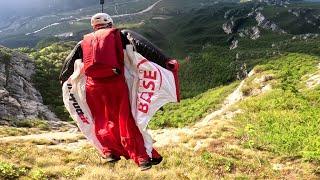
top-left (0, 0), bottom-right (98, 19)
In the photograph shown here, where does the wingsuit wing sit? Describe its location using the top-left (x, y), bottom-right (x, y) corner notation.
top-left (121, 29), bottom-right (180, 102)
top-left (62, 60), bottom-right (104, 155)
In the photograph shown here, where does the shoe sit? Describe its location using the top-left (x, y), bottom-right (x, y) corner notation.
top-left (101, 154), bottom-right (121, 163)
top-left (151, 157), bottom-right (163, 165)
top-left (139, 161), bottom-right (152, 171)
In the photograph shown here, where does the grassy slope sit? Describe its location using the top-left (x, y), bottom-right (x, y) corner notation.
top-left (150, 82), bottom-right (239, 129)
top-left (236, 53), bottom-right (320, 161)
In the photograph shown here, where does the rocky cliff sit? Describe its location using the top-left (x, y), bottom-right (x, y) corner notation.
top-left (0, 46), bottom-right (58, 122)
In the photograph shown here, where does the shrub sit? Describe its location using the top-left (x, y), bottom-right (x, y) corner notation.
top-left (0, 162), bottom-right (28, 179)
top-left (0, 48), bottom-right (12, 62)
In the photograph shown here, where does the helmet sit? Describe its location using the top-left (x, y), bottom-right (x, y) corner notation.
top-left (91, 13), bottom-right (113, 29)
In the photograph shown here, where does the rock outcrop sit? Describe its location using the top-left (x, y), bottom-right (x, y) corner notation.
top-left (292, 33), bottom-right (319, 40)
top-left (222, 6), bottom-right (286, 45)
top-left (239, 26), bottom-right (261, 40)
top-left (253, 12), bottom-right (286, 34)
top-left (0, 46), bottom-right (59, 122)
top-left (222, 21), bottom-right (235, 34)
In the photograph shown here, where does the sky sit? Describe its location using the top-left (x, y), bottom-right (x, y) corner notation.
top-left (0, 0), bottom-right (98, 20)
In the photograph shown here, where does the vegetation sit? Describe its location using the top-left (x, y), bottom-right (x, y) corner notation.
top-left (135, 2), bottom-right (320, 98)
top-left (1, 107), bottom-right (319, 179)
top-left (150, 82), bottom-right (239, 129)
top-left (0, 161), bottom-right (28, 179)
top-left (235, 53), bottom-right (320, 162)
top-left (0, 119), bottom-right (57, 137)
top-left (0, 127), bottom-right (46, 138)
top-left (9, 119), bottom-right (50, 130)
top-left (0, 47), bottom-right (12, 62)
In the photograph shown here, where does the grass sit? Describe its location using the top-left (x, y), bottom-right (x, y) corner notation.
top-left (149, 82), bottom-right (239, 129)
top-left (9, 119), bottom-right (50, 130)
top-left (235, 53), bottom-right (320, 162)
top-left (0, 119), bottom-right (52, 137)
top-left (0, 127), bottom-right (42, 138)
top-left (0, 161), bottom-right (28, 179)
top-left (0, 116), bottom-right (318, 179)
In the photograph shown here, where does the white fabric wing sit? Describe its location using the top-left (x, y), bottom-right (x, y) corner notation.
top-left (62, 60), bottom-right (104, 155)
top-left (124, 45), bottom-right (178, 130)
top-left (124, 45), bottom-right (178, 157)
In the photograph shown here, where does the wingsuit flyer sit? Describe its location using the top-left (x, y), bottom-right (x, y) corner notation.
top-left (59, 11), bottom-right (180, 171)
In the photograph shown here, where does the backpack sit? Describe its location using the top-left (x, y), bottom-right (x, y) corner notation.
top-left (81, 28), bottom-right (124, 78)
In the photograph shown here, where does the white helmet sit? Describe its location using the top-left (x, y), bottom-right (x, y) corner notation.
top-left (91, 13), bottom-right (113, 28)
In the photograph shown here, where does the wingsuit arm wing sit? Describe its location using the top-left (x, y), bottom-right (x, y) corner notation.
top-left (59, 41), bottom-right (83, 84)
top-left (120, 29), bottom-right (180, 101)
top-left (120, 29), bottom-right (172, 69)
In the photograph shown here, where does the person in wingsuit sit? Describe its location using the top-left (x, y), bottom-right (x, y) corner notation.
top-left (59, 13), bottom-right (179, 170)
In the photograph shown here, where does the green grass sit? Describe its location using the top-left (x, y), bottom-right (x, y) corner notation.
top-left (150, 82), bottom-right (239, 129)
top-left (235, 53), bottom-right (320, 161)
top-left (1, 117), bottom-right (318, 179)
top-left (0, 161), bottom-right (28, 179)
top-left (2, 52), bottom-right (320, 179)
top-left (0, 119), bottom-right (52, 138)
top-left (9, 119), bottom-right (49, 130)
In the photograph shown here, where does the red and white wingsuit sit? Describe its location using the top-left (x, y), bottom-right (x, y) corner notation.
top-left (59, 28), bottom-right (180, 166)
